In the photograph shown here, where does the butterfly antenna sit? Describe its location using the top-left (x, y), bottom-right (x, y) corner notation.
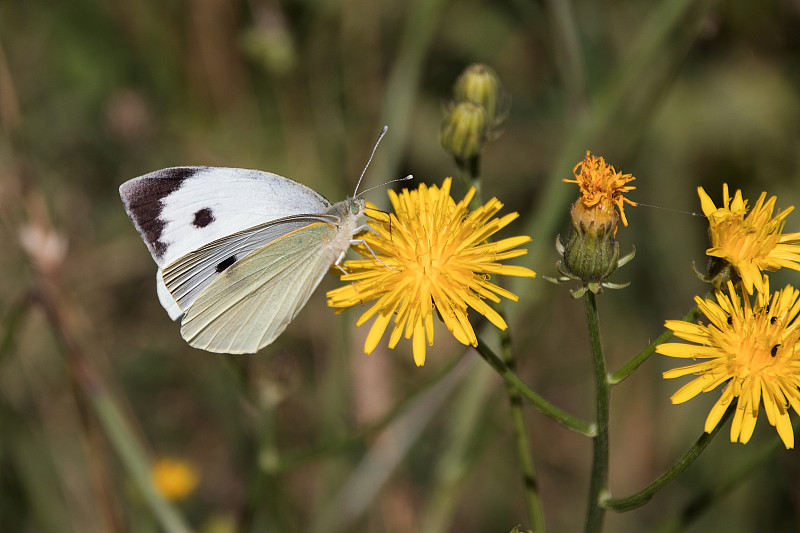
top-left (354, 125), bottom-right (388, 197)
top-left (357, 174), bottom-right (413, 197)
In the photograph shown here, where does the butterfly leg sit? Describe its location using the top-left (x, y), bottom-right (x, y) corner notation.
top-left (334, 250), bottom-right (349, 274)
top-left (354, 223), bottom-right (379, 235)
top-left (349, 239), bottom-right (399, 271)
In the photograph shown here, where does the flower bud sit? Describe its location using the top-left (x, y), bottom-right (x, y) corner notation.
top-left (453, 63), bottom-right (509, 126)
top-left (561, 199), bottom-right (621, 283)
top-left (440, 101), bottom-right (490, 162)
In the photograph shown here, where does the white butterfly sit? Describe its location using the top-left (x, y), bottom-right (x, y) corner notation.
top-left (120, 165), bottom-right (368, 354)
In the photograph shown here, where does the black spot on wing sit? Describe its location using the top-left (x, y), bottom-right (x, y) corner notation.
top-left (193, 207), bottom-right (215, 228)
top-left (216, 255), bottom-right (236, 273)
top-left (120, 167), bottom-right (203, 260)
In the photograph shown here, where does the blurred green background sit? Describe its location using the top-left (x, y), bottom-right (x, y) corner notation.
top-left (1, 0), bottom-right (799, 532)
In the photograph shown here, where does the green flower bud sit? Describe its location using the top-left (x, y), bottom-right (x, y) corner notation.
top-left (453, 63), bottom-right (509, 126)
top-left (561, 200), bottom-right (620, 283)
top-left (440, 101), bottom-right (490, 162)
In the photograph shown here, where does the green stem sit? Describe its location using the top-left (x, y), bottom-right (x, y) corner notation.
top-left (651, 433), bottom-right (780, 533)
top-left (474, 335), bottom-right (594, 436)
top-left (603, 404), bottom-right (735, 512)
top-left (500, 329), bottom-right (546, 532)
top-left (456, 155), bottom-right (483, 211)
top-left (609, 305), bottom-right (701, 385)
top-left (584, 292), bottom-right (609, 533)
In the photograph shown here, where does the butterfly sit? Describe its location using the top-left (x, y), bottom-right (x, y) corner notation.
top-left (119, 164), bottom-right (369, 354)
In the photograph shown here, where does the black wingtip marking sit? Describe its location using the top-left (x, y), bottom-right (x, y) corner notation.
top-left (216, 255), bottom-right (236, 273)
top-left (193, 207), bottom-right (215, 228)
top-left (121, 167), bottom-right (203, 260)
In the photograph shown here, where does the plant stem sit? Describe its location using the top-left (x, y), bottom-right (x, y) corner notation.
top-left (603, 404), bottom-right (734, 512)
top-left (609, 305), bottom-right (701, 385)
top-left (500, 328), bottom-right (546, 532)
top-left (583, 291), bottom-right (609, 533)
top-left (34, 289), bottom-right (194, 533)
top-left (474, 335), bottom-right (594, 436)
top-left (456, 155), bottom-right (484, 211)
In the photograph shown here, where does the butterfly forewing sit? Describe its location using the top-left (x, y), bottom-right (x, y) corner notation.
top-left (119, 167), bottom-right (333, 268)
top-left (179, 222), bottom-right (343, 353)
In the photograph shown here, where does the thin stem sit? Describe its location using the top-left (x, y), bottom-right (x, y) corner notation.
top-left (603, 404), bottom-right (735, 512)
top-left (609, 305), bottom-right (701, 385)
top-left (456, 155), bottom-right (484, 211)
top-left (583, 292), bottom-right (609, 533)
top-left (474, 335), bottom-right (594, 437)
top-left (651, 433), bottom-right (780, 533)
top-left (459, 128), bottom-right (544, 531)
top-left (33, 290), bottom-right (194, 533)
top-left (500, 329), bottom-right (546, 532)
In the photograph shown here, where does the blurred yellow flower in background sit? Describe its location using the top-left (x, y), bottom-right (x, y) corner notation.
top-left (327, 178), bottom-right (536, 366)
top-left (151, 457), bottom-right (200, 501)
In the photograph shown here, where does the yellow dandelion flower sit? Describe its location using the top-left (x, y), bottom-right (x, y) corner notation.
top-left (699, 184), bottom-right (800, 295)
top-left (151, 457), bottom-right (200, 501)
top-left (327, 178), bottom-right (536, 366)
top-left (563, 151), bottom-right (637, 227)
top-left (656, 279), bottom-right (800, 448)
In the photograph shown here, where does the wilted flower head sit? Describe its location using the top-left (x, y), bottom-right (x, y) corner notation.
top-left (552, 152), bottom-right (636, 295)
top-left (327, 178), bottom-right (536, 366)
top-left (564, 151), bottom-right (637, 228)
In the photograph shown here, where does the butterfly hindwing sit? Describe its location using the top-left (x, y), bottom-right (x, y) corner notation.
top-left (161, 214), bottom-right (339, 313)
top-left (179, 222), bottom-right (343, 354)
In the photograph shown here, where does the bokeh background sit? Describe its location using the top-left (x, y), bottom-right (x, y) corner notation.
top-left (1, 0), bottom-right (799, 532)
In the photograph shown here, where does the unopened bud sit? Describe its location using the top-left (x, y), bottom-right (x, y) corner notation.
top-left (440, 101), bottom-right (489, 162)
top-left (453, 63), bottom-right (508, 126)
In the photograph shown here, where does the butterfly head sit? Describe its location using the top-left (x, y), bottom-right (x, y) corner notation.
top-left (348, 197), bottom-right (367, 216)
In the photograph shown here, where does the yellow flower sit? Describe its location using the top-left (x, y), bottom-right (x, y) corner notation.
top-left (699, 184), bottom-right (800, 295)
top-left (327, 178), bottom-right (536, 366)
top-left (563, 151), bottom-right (637, 227)
top-left (151, 457), bottom-right (200, 501)
top-left (656, 279), bottom-right (800, 448)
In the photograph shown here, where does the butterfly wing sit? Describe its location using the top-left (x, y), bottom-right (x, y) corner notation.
top-left (161, 214), bottom-right (338, 313)
top-left (178, 222), bottom-right (346, 354)
top-left (120, 166), bottom-right (333, 318)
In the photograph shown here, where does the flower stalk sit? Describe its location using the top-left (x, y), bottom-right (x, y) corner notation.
top-left (474, 336), bottom-right (594, 436)
top-left (609, 304), bottom-right (702, 385)
top-left (603, 404), bottom-right (735, 512)
top-left (583, 291), bottom-right (610, 533)
top-left (500, 327), bottom-right (546, 532)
